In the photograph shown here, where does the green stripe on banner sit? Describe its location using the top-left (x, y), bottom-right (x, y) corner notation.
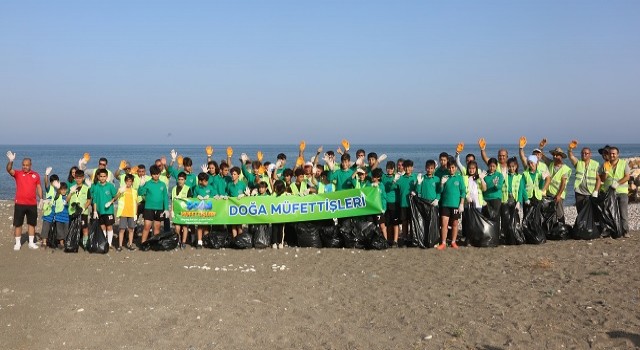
top-left (172, 187), bottom-right (383, 225)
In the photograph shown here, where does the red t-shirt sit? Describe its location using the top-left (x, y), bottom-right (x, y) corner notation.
top-left (13, 170), bottom-right (41, 205)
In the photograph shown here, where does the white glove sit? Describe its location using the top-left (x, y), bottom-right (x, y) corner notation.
top-left (478, 170), bottom-right (487, 179)
top-left (441, 176), bottom-right (449, 185)
top-left (303, 189), bottom-right (310, 196)
top-left (417, 173), bottom-right (423, 184)
top-left (591, 191), bottom-right (598, 198)
top-left (197, 195), bottom-right (204, 200)
top-left (104, 201), bottom-right (112, 208)
top-left (240, 153), bottom-right (249, 163)
top-left (251, 189), bottom-right (258, 196)
top-left (214, 195), bottom-right (221, 200)
top-left (221, 195), bottom-right (228, 200)
top-left (244, 188), bottom-right (251, 196)
top-left (458, 204), bottom-right (464, 213)
top-left (93, 211), bottom-right (99, 219)
top-left (52, 180), bottom-right (60, 189)
top-left (37, 199), bottom-right (44, 210)
top-left (432, 199), bottom-right (439, 207)
top-left (139, 177), bottom-right (146, 186)
top-left (170, 149), bottom-right (178, 161)
top-left (355, 158), bottom-right (364, 167)
top-left (45, 167), bottom-right (53, 176)
top-left (378, 154), bottom-right (387, 162)
top-left (78, 158), bottom-right (87, 170)
top-left (70, 185), bottom-right (77, 192)
top-left (410, 191), bottom-right (416, 197)
top-left (515, 202), bottom-right (521, 211)
top-left (541, 170), bottom-right (550, 180)
top-left (611, 182), bottom-right (619, 189)
top-left (6, 151), bottom-right (16, 162)
top-left (118, 187), bottom-right (126, 194)
top-left (372, 182), bottom-right (379, 187)
top-left (393, 173), bottom-right (401, 182)
top-left (84, 178), bottom-right (92, 187)
top-left (162, 210), bottom-right (169, 218)
top-left (238, 194), bottom-right (245, 199)
top-left (200, 164), bottom-right (207, 173)
top-left (525, 200), bottom-right (531, 205)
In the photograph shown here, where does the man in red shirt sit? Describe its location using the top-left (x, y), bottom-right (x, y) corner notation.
top-left (6, 151), bottom-right (43, 251)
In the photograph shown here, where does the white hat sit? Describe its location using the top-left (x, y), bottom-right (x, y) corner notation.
top-left (304, 161), bottom-right (313, 167)
top-left (356, 168), bottom-right (366, 174)
top-left (527, 155), bottom-right (538, 164)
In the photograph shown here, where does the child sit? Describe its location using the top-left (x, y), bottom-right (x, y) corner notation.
top-left (68, 170), bottom-right (92, 247)
top-left (464, 160), bottom-right (486, 210)
top-left (137, 165), bottom-right (169, 244)
top-left (40, 173), bottom-right (59, 248)
top-left (168, 150), bottom-right (197, 189)
top-left (171, 172), bottom-right (192, 249)
top-left (91, 169), bottom-right (120, 247)
top-left (328, 153), bottom-right (355, 190)
top-left (482, 158), bottom-right (504, 221)
top-left (116, 174), bottom-right (138, 251)
top-left (382, 161), bottom-right (399, 246)
top-left (271, 180), bottom-right (287, 249)
top-left (502, 157), bottom-right (526, 209)
top-left (311, 170), bottom-right (335, 194)
top-left (52, 183), bottom-right (70, 248)
top-left (192, 172), bottom-right (218, 248)
top-left (434, 152), bottom-right (450, 179)
top-left (226, 167), bottom-right (247, 238)
top-left (371, 168), bottom-right (387, 240)
top-left (395, 159), bottom-right (417, 243)
top-left (257, 181), bottom-right (269, 196)
top-left (290, 168), bottom-right (309, 195)
top-left (437, 162), bottom-right (466, 250)
top-left (522, 155), bottom-right (550, 216)
top-left (415, 160), bottom-right (441, 206)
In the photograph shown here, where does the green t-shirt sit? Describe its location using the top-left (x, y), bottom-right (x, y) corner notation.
top-left (192, 184), bottom-right (217, 198)
top-left (381, 173), bottom-right (398, 204)
top-left (440, 174), bottom-right (466, 208)
top-left (483, 172), bottom-right (504, 201)
top-left (226, 181), bottom-right (247, 197)
top-left (417, 175), bottom-right (441, 201)
top-left (91, 182), bottom-right (118, 215)
top-left (137, 180), bottom-right (168, 211)
top-left (168, 165), bottom-right (197, 189)
top-left (396, 173), bottom-right (417, 208)
top-left (329, 168), bottom-right (355, 191)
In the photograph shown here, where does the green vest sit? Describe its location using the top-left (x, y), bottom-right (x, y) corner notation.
top-left (317, 182), bottom-right (334, 194)
top-left (463, 176), bottom-right (484, 207)
top-left (290, 181), bottom-right (307, 195)
top-left (69, 185), bottom-right (91, 215)
top-left (172, 185), bottom-right (190, 200)
top-left (537, 161), bottom-right (548, 175)
top-left (502, 173), bottom-right (522, 203)
top-left (523, 171), bottom-right (542, 200)
top-left (43, 186), bottom-right (56, 216)
top-left (574, 160), bottom-right (599, 193)
top-left (53, 194), bottom-right (66, 214)
top-left (116, 187), bottom-right (138, 217)
top-left (549, 164), bottom-right (571, 199)
top-left (603, 160), bottom-right (628, 194)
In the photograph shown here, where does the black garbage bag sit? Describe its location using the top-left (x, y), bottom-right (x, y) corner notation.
top-left (572, 197), bottom-right (601, 240)
top-left (64, 215), bottom-right (82, 253)
top-left (340, 219), bottom-right (367, 249)
top-left (409, 196), bottom-right (440, 248)
top-left (140, 231), bottom-right (179, 251)
top-left (320, 225), bottom-right (342, 248)
top-left (250, 225), bottom-right (271, 249)
top-left (522, 200), bottom-right (546, 244)
top-left (294, 222), bottom-right (323, 248)
top-left (47, 221), bottom-right (58, 248)
top-left (233, 232), bottom-right (253, 249)
top-left (598, 189), bottom-right (623, 238)
top-left (537, 197), bottom-right (569, 240)
top-left (365, 224), bottom-right (388, 250)
top-left (501, 202), bottom-right (525, 245)
top-left (463, 205), bottom-right (499, 247)
top-left (283, 223), bottom-right (298, 247)
top-left (548, 223), bottom-right (571, 240)
top-left (86, 220), bottom-right (109, 254)
top-left (203, 230), bottom-right (230, 249)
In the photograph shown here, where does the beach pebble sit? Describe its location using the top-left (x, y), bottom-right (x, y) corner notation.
top-left (423, 335), bottom-right (433, 340)
top-left (77, 308), bottom-right (84, 313)
top-left (1, 288), bottom-right (9, 294)
top-left (602, 252), bottom-right (609, 257)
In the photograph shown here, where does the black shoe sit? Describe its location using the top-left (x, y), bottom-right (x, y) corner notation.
top-left (196, 244), bottom-right (203, 249)
top-left (392, 241), bottom-right (399, 248)
top-left (180, 243), bottom-right (187, 250)
top-left (116, 246), bottom-right (122, 252)
top-left (126, 244), bottom-right (136, 251)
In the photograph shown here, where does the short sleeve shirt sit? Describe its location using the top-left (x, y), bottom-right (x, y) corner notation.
top-left (13, 170), bottom-right (40, 205)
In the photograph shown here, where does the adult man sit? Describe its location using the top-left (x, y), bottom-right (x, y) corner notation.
top-left (80, 157), bottom-right (115, 184)
top-left (479, 138), bottom-right (508, 176)
top-left (6, 151), bottom-right (43, 251)
top-left (567, 140), bottom-right (600, 213)
top-left (600, 146), bottom-right (631, 237)
top-left (542, 147), bottom-right (572, 224)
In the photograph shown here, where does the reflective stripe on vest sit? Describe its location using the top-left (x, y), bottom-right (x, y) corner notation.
top-left (116, 188), bottom-right (138, 217)
top-left (603, 160), bottom-right (628, 194)
top-left (549, 164), bottom-right (571, 199)
top-left (463, 176), bottom-right (484, 206)
top-left (502, 173), bottom-right (522, 203)
top-left (574, 160), bottom-right (599, 193)
top-left (523, 171), bottom-right (542, 200)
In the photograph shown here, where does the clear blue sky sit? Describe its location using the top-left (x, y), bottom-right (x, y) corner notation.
top-left (1, 0), bottom-right (638, 145)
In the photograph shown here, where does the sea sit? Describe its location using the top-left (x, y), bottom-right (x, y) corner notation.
top-left (1, 143), bottom-right (639, 206)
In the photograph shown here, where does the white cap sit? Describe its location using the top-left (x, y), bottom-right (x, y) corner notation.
top-left (356, 168), bottom-right (366, 174)
top-left (304, 161), bottom-right (313, 167)
top-left (527, 155), bottom-right (538, 164)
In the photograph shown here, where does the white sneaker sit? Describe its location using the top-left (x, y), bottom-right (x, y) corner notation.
top-left (13, 243), bottom-right (21, 251)
top-left (277, 244), bottom-right (282, 249)
top-left (271, 244), bottom-right (277, 249)
top-left (28, 243), bottom-right (39, 250)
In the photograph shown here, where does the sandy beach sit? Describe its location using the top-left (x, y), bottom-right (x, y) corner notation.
top-left (0, 200), bottom-right (638, 350)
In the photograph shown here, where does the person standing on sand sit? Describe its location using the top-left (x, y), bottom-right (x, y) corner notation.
top-left (542, 148), bottom-right (572, 224)
top-left (600, 146), bottom-right (631, 237)
top-left (6, 151), bottom-right (43, 251)
top-left (567, 141), bottom-right (601, 214)
top-left (479, 138), bottom-right (509, 177)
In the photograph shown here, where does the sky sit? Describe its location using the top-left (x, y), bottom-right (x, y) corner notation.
top-left (1, 0), bottom-right (639, 145)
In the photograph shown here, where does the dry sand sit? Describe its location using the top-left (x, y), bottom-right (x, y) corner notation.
top-left (0, 200), bottom-right (638, 350)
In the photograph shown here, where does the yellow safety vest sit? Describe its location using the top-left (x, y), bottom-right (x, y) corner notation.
top-left (502, 173), bottom-right (522, 203)
top-left (523, 171), bottom-right (543, 200)
top-left (603, 160), bottom-right (628, 194)
top-left (574, 160), bottom-right (599, 193)
top-left (43, 186), bottom-right (56, 216)
top-left (463, 176), bottom-right (485, 206)
top-left (69, 185), bottom-right (91, 215)
top-left (549, 164), bottom-right (572, 199)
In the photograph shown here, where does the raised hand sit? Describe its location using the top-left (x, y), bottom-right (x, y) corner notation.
top-left (45, 167), bottom-right (53, 176)
top-left (6, 151), bottom-right (16, 162)
top-left (200, 164), bottom-right (207, 173)
top-left (519, 136), bottom-right (527, 148)
top-left (539, 138), bottom-right (547, 149)
top-left (378, 154), bottom-right (387, 162)
top-left (226, 147), bottom-right (233, 158)
top-left (299, 140), bottom-right (306, 152)
top-left (256, 151), bottom-right (263, 162)
top-left (456, 142), bottom-right (464, 153)
top-left (177, 155), bottom-right (184, 166)
top-left (569, 140), bottom-right (578, 150)
top-left (83, 152), bottom-right (91, 163)
top-left (478, 138), bottom-right (486, 151)
top-left (170, 149), bottom-right (178, 161)
top-left (341, 139), bottom-right (350, 152)
top-left (119, 160), bottom-right (127, 170)
top-left (205, 145), bottom-right (213, 156)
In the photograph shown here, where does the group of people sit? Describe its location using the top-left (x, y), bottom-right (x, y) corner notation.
top-left (5, 138), bottom-right (632, 252)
